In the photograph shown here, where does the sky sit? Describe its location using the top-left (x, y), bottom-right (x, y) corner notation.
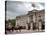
top-left (6, 1), bottom-right (45, 20)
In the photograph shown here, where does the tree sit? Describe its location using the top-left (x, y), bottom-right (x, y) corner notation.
top-left (10, 19), bottom-right (16, 27)
top-left (5, 19), bottom-right (16, 28)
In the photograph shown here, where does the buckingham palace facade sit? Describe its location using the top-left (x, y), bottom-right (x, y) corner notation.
top-left (16, 9), bottom-right (45, 32)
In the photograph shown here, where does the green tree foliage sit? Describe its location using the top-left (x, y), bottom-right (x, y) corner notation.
top-left (10, 19), bottom-right (16, 27)
top-left (6, 19), bottom-right (16, 27)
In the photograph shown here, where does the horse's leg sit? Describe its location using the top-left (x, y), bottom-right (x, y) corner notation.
top-left (9, 29), bottom-right (11, 32)
top-left (12, 28), bottom-right (14, 32)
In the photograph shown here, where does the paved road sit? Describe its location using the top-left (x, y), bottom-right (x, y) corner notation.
top-left (6, 29), bottom-right (44, 34)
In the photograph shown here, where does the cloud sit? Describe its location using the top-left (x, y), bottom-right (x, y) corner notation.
top-left (6, 1), bottom-right (44, 20)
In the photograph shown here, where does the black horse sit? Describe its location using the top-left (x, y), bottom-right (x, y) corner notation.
top-left (5, 27), bottom-right (15, 32)
top-left (14, 26), bottom-right (26, 32)
top-left (15, 26), bottom-right (26, 30)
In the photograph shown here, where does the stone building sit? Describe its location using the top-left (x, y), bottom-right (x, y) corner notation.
top-left (16, 9), bottom-right (45, 31)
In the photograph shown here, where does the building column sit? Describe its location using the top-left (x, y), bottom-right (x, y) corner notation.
top-left (39, 21), bottom-right (42, 31)
top-left (33, 14), bottom-right (35, 23)
top-left (26, 24), bottom-right (28, 30)
top-left (30, 22), bottom-right (33, 31)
